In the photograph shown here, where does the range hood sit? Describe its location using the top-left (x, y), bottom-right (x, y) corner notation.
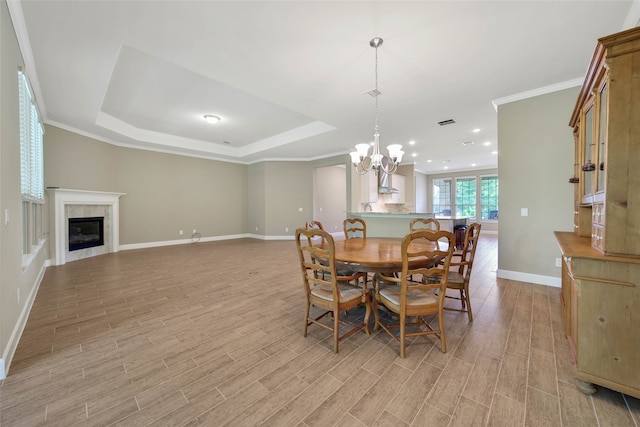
top-left (378, 172), bottom-right (399, 193)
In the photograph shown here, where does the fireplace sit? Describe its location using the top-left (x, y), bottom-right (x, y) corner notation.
top-left (68, 217), bottom-right (105, 251)
top-left (48, 188), bottom-right (124, 265)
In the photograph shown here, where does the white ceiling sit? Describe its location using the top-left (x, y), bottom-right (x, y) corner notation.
top-left (11, 1), bottom-right (639, 173)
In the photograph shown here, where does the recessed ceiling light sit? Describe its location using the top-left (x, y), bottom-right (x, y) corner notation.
top-left (444, 166), bottom-right (449, 170)
top-left (472, 128), bottom-right (481, 133)
top-left (409, 140), bottom-right (416, 145)
top-left (471, 163), bottom-right (477, 167)
top-left (492, 151), bottom-right (498, 155)
top-left (204, 115), bottom-right (221, 124)
top-left (411, 153), bottom-right (417, 157)
top-left (483, 141), bottom-right (491, 146)
top-left (427, 159), bottom-right (432, 163)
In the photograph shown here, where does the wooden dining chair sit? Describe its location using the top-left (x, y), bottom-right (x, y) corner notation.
top-left (343, 218), bottom-right (366, 239)
top-left (295, 227), bottom-right (371, 353)
top-left (305, 220), bottom-right (325, 231)
top-left (409, 218), bottom-right (440, 232)
top-left (443, 222), bottom-right (481, 321)
top-left (374, 230), bottom-right (455, 358)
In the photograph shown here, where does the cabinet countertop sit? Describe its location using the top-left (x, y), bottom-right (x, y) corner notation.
top-left (349, 212), bottom-right (432, 219)
top-left (554, 231), bottom-right (640, 264)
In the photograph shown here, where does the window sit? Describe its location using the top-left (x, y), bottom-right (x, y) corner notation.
top-left (455, 177), bottom-right (476, 218)
top-left (19, 70), bottom-right (45, 255)
top-left (432, 178), bottom-right (452, 216)
top-left (481, 175), bottom-right (499, 220)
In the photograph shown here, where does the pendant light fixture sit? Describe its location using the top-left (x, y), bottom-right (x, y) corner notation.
top-left (350, 37), bottom-right (404, 175)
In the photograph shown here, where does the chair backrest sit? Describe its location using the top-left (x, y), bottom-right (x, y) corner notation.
top-left (295, 227), bottom-right (338, 298)
top-left (399, 230), bottom-right (455, 306)
top-left (343, 218), bottom-right (366, 239)
top-left (305, 220), bottom-right (324, 231)
top-left (457, 223), bottom-right (482, 280)
top-left (410, 218), bottom-right (440, 232)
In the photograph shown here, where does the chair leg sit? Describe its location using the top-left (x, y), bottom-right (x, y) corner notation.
top-left (464, 287), bottom-right (473, 322)
top-left (438, 310), bottom-right (447, 353)
top-left (400, 313), bottom-right (406, 358)
top-left (304, 301), bottom-right (311, 337)
top-left (459, 289), bottom-right (466, 309)
top-left (333, 309), bottom-right (340, 353)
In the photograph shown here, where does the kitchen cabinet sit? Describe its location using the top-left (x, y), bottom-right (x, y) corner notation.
top-left (387, 174), bottom-right (405, 204)
top-left (359, 172), bottom-right (378, 204)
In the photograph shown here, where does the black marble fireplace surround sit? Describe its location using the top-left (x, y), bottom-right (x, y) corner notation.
top-left (68, 217), bottom-right (104, 251)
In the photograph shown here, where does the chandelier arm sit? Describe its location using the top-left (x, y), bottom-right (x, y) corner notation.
top-left (381, 160), bottom-right (398, 175)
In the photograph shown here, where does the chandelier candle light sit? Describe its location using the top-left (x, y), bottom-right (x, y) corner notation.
top-left (350, 37), bottom-right (404, 175)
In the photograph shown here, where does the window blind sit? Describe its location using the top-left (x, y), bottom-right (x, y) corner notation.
top-left (19, 71), bottom-right (44, 201)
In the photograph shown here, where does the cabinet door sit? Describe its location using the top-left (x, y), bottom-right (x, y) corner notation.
top-left (596, 84), bottom-right (607, 193)
top-left (581, 103), bottom-right (595, 201)
top-left (360, 172), bottom-right (378, 203)
top-left (391, 175), bottom-right (405, 203)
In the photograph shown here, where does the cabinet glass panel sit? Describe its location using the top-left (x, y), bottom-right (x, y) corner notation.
top-left (582, 106), bottom-right (594, 197)
top-left (597, 86), bottom-right (607, 192)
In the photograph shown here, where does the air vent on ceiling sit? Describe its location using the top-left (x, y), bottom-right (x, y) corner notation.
top-left (366, 89), bottom-right (382, 97)
top-left (438, 119), bottom-right (456, 126)
top-left (462, 141), bottom-right (475, 146)
top-left (223, 141), bottom-right (231, 144)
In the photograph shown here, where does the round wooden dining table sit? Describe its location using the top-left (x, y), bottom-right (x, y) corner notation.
top-left (327, 237), bottom-right (440, 275)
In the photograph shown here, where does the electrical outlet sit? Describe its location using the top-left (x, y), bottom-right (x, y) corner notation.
top-left (298, 207), bottom-right (303, 212)
top-left (285, 227), bottom-right (289, 232)
top-left (179, 230), bottom-right (183, 235)
top-left (192, 229), bottom-right (196, 234)
top-left (17, 288), bottom-right (20, 304)
top-left (255, 227), bottom-right (258, 231)
top-left (555, 257), bottom-right (562, 267)
top-left (4, 208), bottom-right (9, 226)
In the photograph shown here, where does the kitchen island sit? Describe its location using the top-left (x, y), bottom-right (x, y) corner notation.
top-left (348, 212), bottom-right (468, 237)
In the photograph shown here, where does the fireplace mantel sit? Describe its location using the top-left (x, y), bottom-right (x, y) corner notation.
top-left (47, 188), bottom-right (125, 265)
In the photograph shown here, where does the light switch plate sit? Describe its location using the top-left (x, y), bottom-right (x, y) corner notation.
top-left (521, 208), bottom-right (528, 216)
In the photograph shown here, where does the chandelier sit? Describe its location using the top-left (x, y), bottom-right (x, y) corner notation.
top-left (350, 37), bottom-right (404, 175)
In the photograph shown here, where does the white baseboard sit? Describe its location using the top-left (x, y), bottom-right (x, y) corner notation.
top-left (497, 269), bottom-right (561, 288)
top-left (1, 262), bottom-right (47, 379)
top-left (119, 233), bottom-right (252, 250)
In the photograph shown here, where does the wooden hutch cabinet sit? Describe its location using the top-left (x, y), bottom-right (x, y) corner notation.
top-left (555, 26), bottom-right (640, 399)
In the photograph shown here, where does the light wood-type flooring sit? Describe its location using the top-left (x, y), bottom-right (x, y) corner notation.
top-left (1, 234), bottom-right (639, 426)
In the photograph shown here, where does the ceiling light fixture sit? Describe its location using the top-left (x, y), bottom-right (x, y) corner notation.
top-left (350, 37), bottom-right (404, 176)
top-left (204, 115), bottom-right (221, 124)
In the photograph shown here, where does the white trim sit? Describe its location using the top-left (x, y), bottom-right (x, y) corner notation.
top-left (497, 269), bottom-right (561, 288)
top-left (119, 233), bottom-right (251, 250)
top-left (491, 78), bottom-right (583, 111)
top-left (46, 119), bottom-right (348, 166)
top-left (1, 261), bottom-right (47, 379)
